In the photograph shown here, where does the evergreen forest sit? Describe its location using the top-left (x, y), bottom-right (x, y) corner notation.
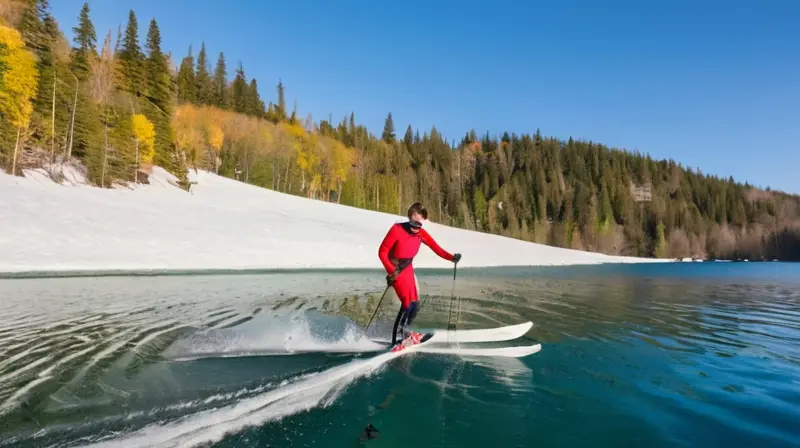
top-left (1, 1), bottom-right (798, 260)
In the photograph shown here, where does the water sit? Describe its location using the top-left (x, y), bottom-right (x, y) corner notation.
top-left (1, 263), bottom-right (799, 447)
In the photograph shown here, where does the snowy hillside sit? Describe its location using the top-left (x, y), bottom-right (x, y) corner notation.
top-left (0, 166), bottom-right (664, 273)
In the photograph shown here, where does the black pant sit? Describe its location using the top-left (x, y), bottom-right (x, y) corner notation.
top-left (391, 301), bottom-right (420, 345)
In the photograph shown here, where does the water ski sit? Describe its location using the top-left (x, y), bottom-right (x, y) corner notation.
top-left (389, 331), bottom-right (434, 352)
top-left (372, 322), bottom-right (541, 358)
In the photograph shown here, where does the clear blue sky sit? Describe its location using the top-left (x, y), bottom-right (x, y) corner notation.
top-left (51, 0), bottom-right (800, 193)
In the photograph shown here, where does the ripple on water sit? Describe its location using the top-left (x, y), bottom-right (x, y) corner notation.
top-left (0, 266), bottom-right (799, 447)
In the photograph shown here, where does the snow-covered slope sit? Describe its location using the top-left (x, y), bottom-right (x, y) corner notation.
top-left (0, 166), bottom-right (663, 273)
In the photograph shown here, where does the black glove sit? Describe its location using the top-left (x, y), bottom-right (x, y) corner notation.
top-left (386, 274), bottom-right (395, 287)
top-left (453, 253), bottom-right (462, 264)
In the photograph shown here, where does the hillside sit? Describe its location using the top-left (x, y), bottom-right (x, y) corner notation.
top-left (0, 163), bottom-right (662, 274)
top-left (1, 1), bottom-right (799, 262)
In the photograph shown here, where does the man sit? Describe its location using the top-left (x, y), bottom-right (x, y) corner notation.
top-left (378, 202), bottom-right (461, 351)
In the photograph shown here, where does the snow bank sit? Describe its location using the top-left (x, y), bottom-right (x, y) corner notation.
top-left (0, 167), bottom-right (664, 274)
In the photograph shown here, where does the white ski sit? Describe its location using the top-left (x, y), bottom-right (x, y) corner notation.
top-left (424, 321), bottom-right (533, 344)
top-left (415, 343), bottom-right (541, 358)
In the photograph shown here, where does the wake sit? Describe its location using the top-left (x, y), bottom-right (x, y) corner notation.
top-left (83, 351), bottom-right (398, 447)
top-left (0, 289), bottom-right (388, 447)
top-left (163, 311), bottom-right (386, 361)
top-left (0, 274), bottom-right (538, 447)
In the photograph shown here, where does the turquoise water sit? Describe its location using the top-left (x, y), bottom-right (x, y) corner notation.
top-left (0, 263), bottom-right (798, 447)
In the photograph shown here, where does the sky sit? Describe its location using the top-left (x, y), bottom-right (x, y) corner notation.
top-left (50, 0), bottom-right (800, 193)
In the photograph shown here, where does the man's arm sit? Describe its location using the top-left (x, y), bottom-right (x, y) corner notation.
top-left (378, 225), bottom-right (399, 275)
top-left (419, 229), bottom-right (455, 262)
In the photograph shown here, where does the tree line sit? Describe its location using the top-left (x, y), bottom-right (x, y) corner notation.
top-left (1, 1), bottom-right (798, 261)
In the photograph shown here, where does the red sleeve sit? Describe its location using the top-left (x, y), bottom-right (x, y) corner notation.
top-left (378, 225), bottom-right (399, 275)
top-left (419, 229), bottom-right (454, 262)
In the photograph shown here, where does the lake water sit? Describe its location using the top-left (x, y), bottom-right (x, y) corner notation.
top-left (1, 263), bottom-right (799, 447)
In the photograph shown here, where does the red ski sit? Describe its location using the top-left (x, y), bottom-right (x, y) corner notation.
top-left (390, 331), bottom-right (429, 352)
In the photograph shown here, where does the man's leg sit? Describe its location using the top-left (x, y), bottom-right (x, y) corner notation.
top-left (391, 269), bottom-right (420, 345)
top-left (391, 303), bottom-right (409, 346)
top-left (405, 301), bottom-right (420, 328)
top-left (392, 301), bottom-right (420, 344)
top-left (404, 272), bottom-right (421, 337)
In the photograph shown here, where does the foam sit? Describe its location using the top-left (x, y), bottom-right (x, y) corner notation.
top-left (83, 351), bottom-right (399, 447)
top-left (164, 312), bottom-right (385, 361)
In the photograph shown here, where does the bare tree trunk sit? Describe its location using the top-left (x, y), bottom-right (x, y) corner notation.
top-left (285, 159), bottom-right (291, 192)
top-left (458, 151), bottom-right (462, 200)
top-left (245, 148), bottom-right (250, 184)
top-left (51, 75), bottom-right (56, 162)
top-left (272, 160), bottom-right (276, 190)
top-left (359, 166), bottom-right (365, 208)
top-left (12, 126), bottom-right (21, 176)
top-left (398, 180), bottom-right (402, 215)
top-left (376, 181), bottom-right (380, 211)
top-left (135, 138), bottom-right (139, 184)
top-left (67, 79), bottom-right (78, 159)
top-left (101, 111), bottom-right (108, 187)
top-left (337, 180), bottom-right (342, 204)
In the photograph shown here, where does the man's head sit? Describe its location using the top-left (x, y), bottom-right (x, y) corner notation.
top-left (407, 202), bottom-right (427, 232)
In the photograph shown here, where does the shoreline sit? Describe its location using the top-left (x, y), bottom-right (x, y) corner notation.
top-left (1, 166), bottom-right (668, 275)
top-left (0, 261), bottom-right (677, 280)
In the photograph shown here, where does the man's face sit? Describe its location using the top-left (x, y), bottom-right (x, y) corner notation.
top-left (409, 211), bottom-right (424, 233)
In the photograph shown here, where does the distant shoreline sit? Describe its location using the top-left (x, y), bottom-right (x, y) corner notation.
top-left (1, 164), bottom-right (672, 275)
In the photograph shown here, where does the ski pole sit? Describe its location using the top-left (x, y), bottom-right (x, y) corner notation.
top-left (446, 262), bottom-right (459, 330)
top-left (453, 262), bottom-right (463, 330)
top-left (363, 285), bottom-right (390, 335)
top-left (364, 261), bottom-right (412, 335)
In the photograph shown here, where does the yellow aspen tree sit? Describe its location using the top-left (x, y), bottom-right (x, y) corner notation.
top-left (330, 140), bottom-right (355, 203)
top-left (0, 25), bottom-right (38, 175)
top-left (205, 121), bottom-right (224, 172)
top-left (282, 121), bottom-right (322, 196)
top-left (172, 105), bottom-right (204, 170)
top-left (131, 113), bottom-right (156, 182)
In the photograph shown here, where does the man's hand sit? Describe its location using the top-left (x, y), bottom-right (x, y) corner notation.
top-left (386, 273), bottom-right (396, 287)
top-left (453, 253), bottom-right (462, 264)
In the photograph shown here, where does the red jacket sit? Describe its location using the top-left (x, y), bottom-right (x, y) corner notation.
top-left (378, 223), bottom-right (454, 276)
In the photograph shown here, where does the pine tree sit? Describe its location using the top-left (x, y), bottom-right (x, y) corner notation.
top-left (232, 62), bottom-right (247, 113)
top-left (598, 184), bottom-right (612, 227)
top-left (247, 78), bottom-right (265, 117)
top-left (117, 10), bottom-right (145, 96)
top-left (18, 0), bottom-right (49, 53)
top-left (654, 221), bottom-right (667, 257)
top-left (114, 24), bottom-right (122, 54)
top-left (143, 18), bottom-right (174, 170)
top-left (176, 46), bottom-right (196, 103)
top-left (71, 2), bottom-right (96, 78)
top-left (78, 29), bottom-right (112, 184)
top-left (382, 112), bottom-right (395, 143)
top-left (276, 79), bottom-right (286, 120)
top-left (21, 0), bottom-right (62, 151)
top-left (144, 19), bottom-right (170, 109)
top-left (212, 51), bottom-right (227, 108)
top-left (195, 42), bottom-right (212, 104)
top-left (403, 125), bottom-right (414, 151)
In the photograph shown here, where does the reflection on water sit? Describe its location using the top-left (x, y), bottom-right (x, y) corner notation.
top-left (0, 263), bottom-right (799, 447)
